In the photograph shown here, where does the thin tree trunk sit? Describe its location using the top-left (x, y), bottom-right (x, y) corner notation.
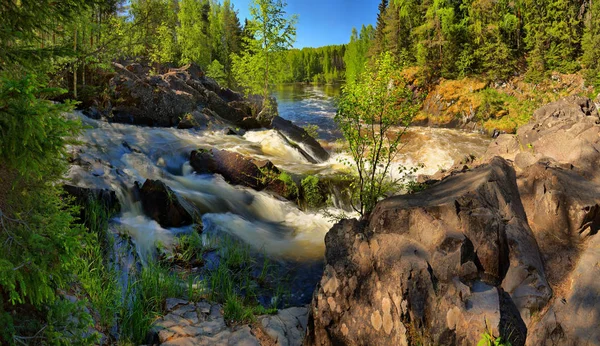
top-left (73, 27), bottom-right (78, 99)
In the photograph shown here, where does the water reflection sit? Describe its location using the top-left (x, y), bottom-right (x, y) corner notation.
top-left (273, 83), bottom-right (343, 141)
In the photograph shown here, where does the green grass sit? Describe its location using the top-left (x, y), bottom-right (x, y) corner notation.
top-left (75, 198), bottom-right (120, 330)
top-left (205, 236), bottom-right (283, 325)
top-left (175, 231), bottom-right (205, 264)
top-left (119, 261), bottom-right (183, 344)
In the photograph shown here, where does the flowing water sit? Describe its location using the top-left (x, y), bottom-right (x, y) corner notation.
top-left (67, 83), bottom-right (491, 302)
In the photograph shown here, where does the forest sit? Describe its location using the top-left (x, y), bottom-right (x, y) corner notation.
top-left (2, 0), bottom-right (599, 99)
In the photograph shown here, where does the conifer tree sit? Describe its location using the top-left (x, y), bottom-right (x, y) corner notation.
top-left (370, 0), bottom-right (389, 57)
top-left (582, 0), bottom-right (600, 87)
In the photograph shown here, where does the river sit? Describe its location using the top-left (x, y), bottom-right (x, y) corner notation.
top-left (67, 84), bottom-right (491, 302)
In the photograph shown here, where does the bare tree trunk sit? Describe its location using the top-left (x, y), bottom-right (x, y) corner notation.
top-left (73, 27), bottom-right (78, 99)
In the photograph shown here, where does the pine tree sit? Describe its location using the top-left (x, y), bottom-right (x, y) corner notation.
top-left (468, 0), bottom-right (521, 80)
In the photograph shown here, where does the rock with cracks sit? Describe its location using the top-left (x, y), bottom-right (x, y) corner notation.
top-left (151, 298), bottom-right (308, 346)
top-left (305, 157), bottom-right (549, 346)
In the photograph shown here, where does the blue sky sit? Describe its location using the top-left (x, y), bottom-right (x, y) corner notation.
top-left (230, 0), bottom-right (380, 48)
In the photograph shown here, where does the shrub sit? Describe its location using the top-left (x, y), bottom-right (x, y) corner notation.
top-left (301, 175), bottom-right (324, 208)
top-left (335, 52), bottom-right (419, 216)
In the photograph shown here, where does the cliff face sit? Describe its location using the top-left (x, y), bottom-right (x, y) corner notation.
top-left (306, 96), bottom-right (600, 346)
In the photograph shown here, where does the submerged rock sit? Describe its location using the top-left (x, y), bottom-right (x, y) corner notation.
top-left (270, 116), bottom-right (330, 163)
top-left (305, 158), bottom-right (544, 346)
top-left (135, 179), bottom-right (193, 228)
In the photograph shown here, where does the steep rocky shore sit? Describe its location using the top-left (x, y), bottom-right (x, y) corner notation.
top-left (306, 96), bottom-right (600, 345)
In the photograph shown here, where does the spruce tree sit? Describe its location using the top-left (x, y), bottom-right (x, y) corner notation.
top-left (370, 0), bottom-right (389, 57)
top-left (582, 0), bottom-right (600, 87)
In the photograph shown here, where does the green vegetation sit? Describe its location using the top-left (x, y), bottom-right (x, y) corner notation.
top-left (301, 175), bottom-right (325, 209)
top-left (279, 45), bottom-right (346, 84)
top-left (336, 52), bottom-right (419, 216)
top-left (75, 198), bottom-right (120, 330)
top-left (0, 74), bottom-right (85, 343)
top-left (477, 332), bottom-right (512, 346)
top-left (278, 171), bottom-right (300, 200)
top-left (303, 124), bottom-right (320, 139)
top-left (232, 0), bottom-right (297, 100)
top-left (206, 236), bottom-right (282, 324)
top-left (120, 261), bottom-right (183, 344)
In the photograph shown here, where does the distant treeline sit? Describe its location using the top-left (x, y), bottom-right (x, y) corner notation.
top-left (3, 0), bottom-right (599, 93)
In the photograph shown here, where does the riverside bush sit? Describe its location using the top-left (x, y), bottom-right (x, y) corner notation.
top-left (0, 75), bottom-right (84, 343)
top-left (335, 52), bottom-right (419, 216)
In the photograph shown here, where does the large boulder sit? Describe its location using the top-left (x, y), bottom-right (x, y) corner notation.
top-left (466, 95), bottom-right (600, 345)
top-left (482, 96), bottom-right (600, 181)
top-left (514, 161), bottom-right (600, 346)
top-left (106, 62), bottom-right (268, 130)
top-left (135, 179), bottom-right (194, 228)
top-left (109, 63), bottom-right (204, 127)
top-left (525, 230), bottom-right (600, 346)
top-left (190, 149), bottom-right (279, 190)
top-left (271, 116), bottom-right (330, 163)
top-left (189, 148), bottom-right (302, 201)
top-left (517, 161), bottom-right (600, 286)
top-left (305, 157), bottom-right (548, 346)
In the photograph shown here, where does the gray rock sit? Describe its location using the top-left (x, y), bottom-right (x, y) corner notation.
top-left (260, 307), bottom-right (308, 346)
top-left (228, 326), bottom-right (260, 346)
top-left (166, 298), bottom-right (190, 312)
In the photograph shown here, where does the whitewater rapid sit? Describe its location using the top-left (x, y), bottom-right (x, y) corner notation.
top-left (66, 88), bottom-right (490, 263)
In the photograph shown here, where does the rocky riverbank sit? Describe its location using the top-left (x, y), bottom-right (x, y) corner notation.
top-left (306, 95), bottom-right (600, 345)
top-left (67, 62), bottom-right (600, 345)
top-left (149, 298), bottom-right (307, 346)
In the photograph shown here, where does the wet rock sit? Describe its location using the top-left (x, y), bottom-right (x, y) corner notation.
top-left (62, 185), bottom-right (120, 217)
top-left (270, 116), bottom-right (330, 162)
top-left (305, 157), bottom-right (545, 346)
top-left (135, 179), bottom-right (193, 228)
top-left (189, 149), bottom-right (281, 191)
top-left (177, 113), bottom-right (200, 129)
